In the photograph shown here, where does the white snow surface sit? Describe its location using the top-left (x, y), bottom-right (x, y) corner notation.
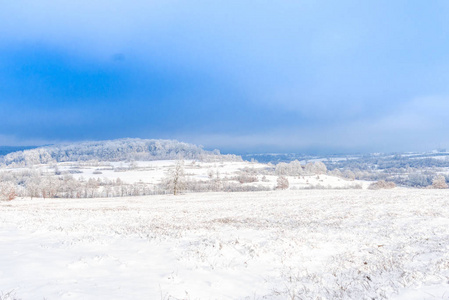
top-left (1, 189), bottom-right (449, 299)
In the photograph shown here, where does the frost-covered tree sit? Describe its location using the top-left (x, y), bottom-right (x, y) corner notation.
top-left (328, 169), bottom-right (343, 178)
top-left (0, 182), bottom-right (16, 201)
top-left (275, 160), bottom-right (304, 176)
top-left (41, 176), bottom-right (59, 199)
top-left (275, 162), bottom-right (289, 175)
top-left (304, 161), bottom-right (327, 175)
top-left (289, 160), bottom-right (304, 175)
top-left (343, 170), bottom-right (356, 181)
top-left (408, 174), bottom-right (433, 187)
top-left (164, 160), bottom-right (186, 195)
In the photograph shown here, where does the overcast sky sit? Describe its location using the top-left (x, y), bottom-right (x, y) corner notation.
top-left (1, 1), bottom-right (449, 153)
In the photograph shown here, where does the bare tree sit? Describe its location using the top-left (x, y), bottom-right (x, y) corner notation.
top-left (276, 176), bottom-right (289, 190)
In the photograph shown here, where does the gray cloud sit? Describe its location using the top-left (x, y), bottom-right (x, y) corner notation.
top-left (181, 96), bottom-right (449, 153)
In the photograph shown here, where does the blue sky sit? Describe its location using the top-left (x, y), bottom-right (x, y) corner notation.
top-left (1, 1), bottom-right (449, 153)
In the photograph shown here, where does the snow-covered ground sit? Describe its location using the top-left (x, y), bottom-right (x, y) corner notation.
top-left (2, 159), bottom-right (369, 191)
top-left (1, 189), bottom-right (449, 299)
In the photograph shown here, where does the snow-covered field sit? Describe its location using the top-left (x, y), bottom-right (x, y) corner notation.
top-left (2, 159), bottom-right (369, 192)
top-left (1, 189), bottom-right (449, 299)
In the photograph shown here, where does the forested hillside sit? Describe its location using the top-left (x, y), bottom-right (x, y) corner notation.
top-left (1, 139), bottom-right (240, 166)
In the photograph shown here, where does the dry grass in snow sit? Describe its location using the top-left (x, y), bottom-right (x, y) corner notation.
top-left (1, 189), bottom-right (449, 299)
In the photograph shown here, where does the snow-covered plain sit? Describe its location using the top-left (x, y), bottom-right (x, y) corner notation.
top-left (2, 159), bottom-right (370, 192)
top-left (1, 189), bottom-right (449, 299)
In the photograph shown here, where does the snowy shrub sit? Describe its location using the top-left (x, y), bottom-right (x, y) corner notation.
top-left (68, 170), bottom-right (83, 174)
top-left (222, 183), bottom-right (271, 192)
top-left (368, 180), bottom-right (396, 190)
top-left (0, 290), bottom-right (20, 300)
top-left (208, 169), bottom-right (214, 179)
top-left (236, 173), bottom-right (258, 184)
top-left (303, 183), bottom-right (362, 190)
top-left (432, 175), bottom-right (448, 189)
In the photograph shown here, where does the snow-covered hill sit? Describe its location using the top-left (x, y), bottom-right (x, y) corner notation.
top-left (0, 138), bottom-right (240, 167)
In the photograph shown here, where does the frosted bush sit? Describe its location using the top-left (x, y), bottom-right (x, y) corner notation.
top-left (432, 175), bottom-right (448, 189)
top-left (368, 180), bottom-right (396, 190)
